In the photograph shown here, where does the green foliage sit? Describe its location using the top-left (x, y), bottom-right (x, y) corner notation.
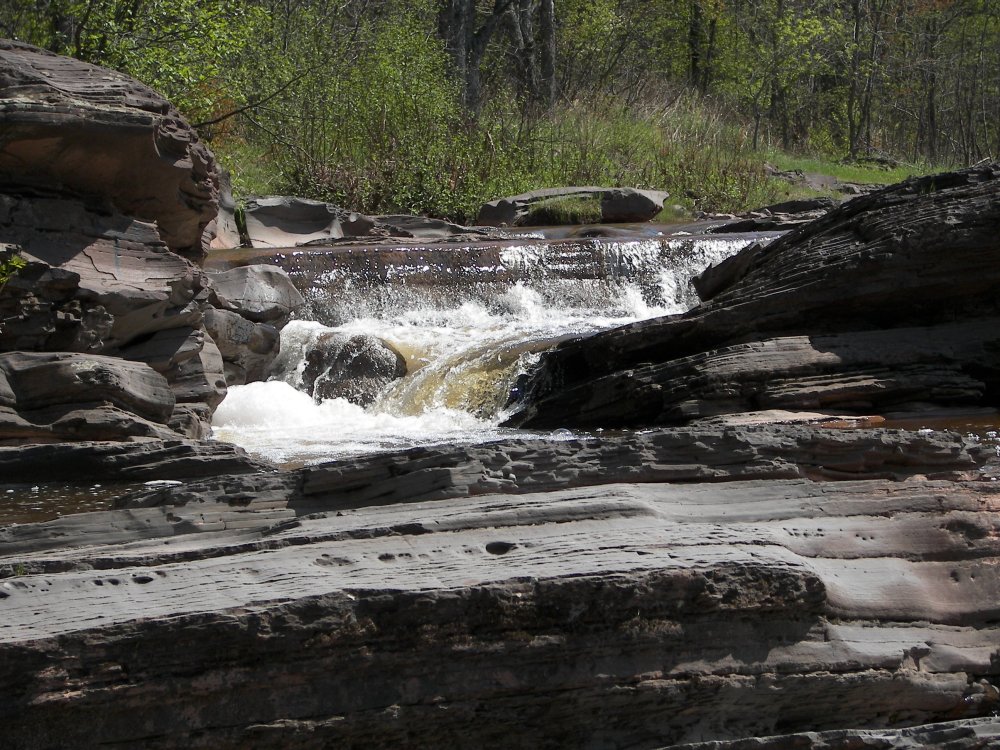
top-left (766, 153), bottom-right (924, 187)
top-left (523, 196), bottom-right (602, 226)
top-left (2, 0), bottom-right (262, 123)
top-left (13, 0), bottom-right (988, 224)
top-left (0, 249), bottom-right (26, 290)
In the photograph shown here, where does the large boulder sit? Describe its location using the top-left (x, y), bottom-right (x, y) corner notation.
top-left (0, 351), bottom-right (178, 441)
top-left (505, 163), bottom-right (1000, 428)
top-left (208, 264), bottom-right (305, 326)
top-left (301, 332), bottom-right (407, 405)
top-left (477, 186), bottom-right (670, 226)
top-left (241, 196), bottom-right (503, 248)
top-left (0, 40), bottom-right (218, 262)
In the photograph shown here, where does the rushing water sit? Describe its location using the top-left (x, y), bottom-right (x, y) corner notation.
top-left (213, 233), bottom-right (768, 465)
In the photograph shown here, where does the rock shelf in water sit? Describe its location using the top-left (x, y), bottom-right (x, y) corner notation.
top-left (504, 162), bottom-right (1000, 429)
top-left (0, 427), bottom-right (998, 747)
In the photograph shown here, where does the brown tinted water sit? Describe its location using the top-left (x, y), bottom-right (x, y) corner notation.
top-left (0, 482), bottom-right (143, 525)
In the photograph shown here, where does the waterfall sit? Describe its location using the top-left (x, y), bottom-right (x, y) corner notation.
top-left (212, 233), bottom-right (772, 465)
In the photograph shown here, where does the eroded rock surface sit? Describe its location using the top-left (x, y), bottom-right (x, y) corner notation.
top-left (0, 40), bottom-right (217, 262)
top-left (0, 427), bottom-right (997, 748)
top-left (505, 163), bottom-right (1000, 428)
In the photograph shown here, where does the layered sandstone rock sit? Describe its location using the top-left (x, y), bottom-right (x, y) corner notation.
top-left (504, 163), bottom-right (1000, 428)
top-left (0, 42), bottom-right (299, 436)
top-left (0, 40), bottom-right (217, 262)
top-left (0, 427), bottom-right (997, 748)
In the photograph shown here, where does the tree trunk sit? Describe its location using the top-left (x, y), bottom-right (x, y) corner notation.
top-left (539, 0), bottom-right (556, 106)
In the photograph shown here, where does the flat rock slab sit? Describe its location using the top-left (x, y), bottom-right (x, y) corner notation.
top-left (0, 476), bottom-right (998, 748)
top-left (0, 424), bottom-right (997, 748)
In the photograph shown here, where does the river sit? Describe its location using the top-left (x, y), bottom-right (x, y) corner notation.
top-left (212, 229), bottom-right (773, 465)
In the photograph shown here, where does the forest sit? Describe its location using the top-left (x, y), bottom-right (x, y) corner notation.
top-left (3, 0), bottom-right (999, 221)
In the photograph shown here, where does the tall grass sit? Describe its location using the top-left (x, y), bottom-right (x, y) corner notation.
top-left (209, 7), bottom-right (782, 223)
top-left (215, 89), bottom-right (782, 222)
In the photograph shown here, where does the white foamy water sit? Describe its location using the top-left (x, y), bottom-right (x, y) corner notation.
top-left (212, 235), bottom-right (761, 464)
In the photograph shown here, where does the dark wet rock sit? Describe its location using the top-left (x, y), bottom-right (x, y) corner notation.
top-left (660, 718), bottom-right (1000, 750)
top-left (0, 426), bottom-right (997, 747)
top-left (301, 332), bottom-right (406, 405)
top-left (477, 186), bottom-right (670, 226)
top-left (208, 264), bottom-right (305, 327)
top-left (0, 40), bottom-right (217, 262)
top-left (0, 438), bottom-right (273, 484)
top-left (505, 163), bottom-right (1000, 429)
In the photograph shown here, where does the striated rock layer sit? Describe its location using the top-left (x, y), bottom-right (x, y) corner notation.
top-left (0, 40), bottom-right (217, 261)
top-left (504, 163), bottom-right (1000, 428)
top-left (0, 42), bottom-right (301, 438)
top-left (0, 427), bottom-right (998, 748)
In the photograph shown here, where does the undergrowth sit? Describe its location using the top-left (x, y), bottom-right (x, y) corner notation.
top-left (522, 196), bottom-right (603, 225)
top-left (214, 91), bottom-right (784, 222)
